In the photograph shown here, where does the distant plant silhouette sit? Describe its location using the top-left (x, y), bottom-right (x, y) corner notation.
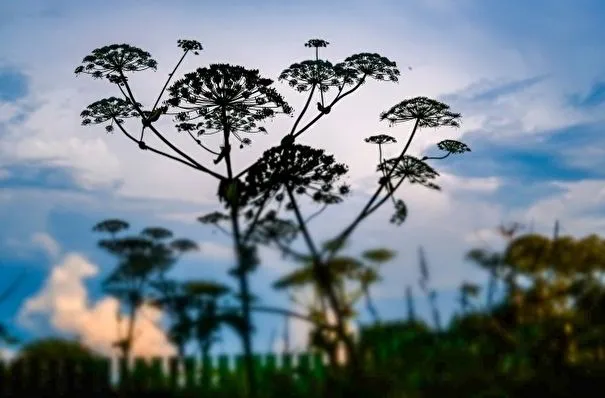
top-left (92, 219), bottom-right (198, 361)
top-left (75, 37), bottom-right (469, 396)
top-left (272, 246), bottom-right (394, 365)
top-left (148, 277), bottom-right (243, 366)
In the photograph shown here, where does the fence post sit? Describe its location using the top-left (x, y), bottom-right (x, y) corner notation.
top-left (183, 356), bottom-right (197, 390)
top-left (167, 356), bottom-right (180, 391)
top-left (297, 353), bottom-right (312, 395)
top-left (149, 357), bottom-right (165, 391)
top-left (311, 352), bottom-right (325, 382)
top-left (217, 354), bottom-right (230, 388)
top-left (281, 352), bottom-right (293, 373)
top-left (252, 354), bottom-right (262, 391)
top-left (234, 354), bottom-right (247, 395)
top-left (131, 357), bottom-right (150, 391)
top-left (264, 352), bottom-right (276, 387)
top-left (201, 354), bottom-right (213, 391)
top-left (117, 356), bottom-right (129, 392)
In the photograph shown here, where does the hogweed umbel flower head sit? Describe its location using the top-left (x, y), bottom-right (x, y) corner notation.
top-left (380, 96), bottom-right (461, 128)
top-left (166, 64), bottom-right (292, 145)
top-left (74, 44), bottom-right (158, 85)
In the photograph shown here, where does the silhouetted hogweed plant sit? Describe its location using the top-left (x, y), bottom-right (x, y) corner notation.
top-left (75, 36), bottom-right (469, 397)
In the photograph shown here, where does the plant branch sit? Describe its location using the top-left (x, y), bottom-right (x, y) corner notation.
top-left (234, 77), bottom-right (365, 181)
top-left (151, 49), bottom-right (190, 111)
top-left (423, 153), bottom-right (450, 161)
top-left (304, 203), bottom-right (328, 224)
top-left (187, 131), bottom-right (221, 155)
top-left (293, 77), bottom-right (365, 139)
top-left (242, 191), bottom-right (272, 243)
top-left (118, 73), bottom-right (224, 180)
top-left (288, 84), bottom-right (317, 136)
top-left (219, 305), bottom-right (340, 331)
top-left (273, 240), bottom-right (309, 262)
top-left (286, 185), bottom-right (321, 259)
top-left (285, 185), bottom-right (359, 369)
top-left (366, 174), bottom-right (408, 215)
top-left (322, 118), bottom-right (420, 261)
top-left (114, 119), bottom-right (203, 171)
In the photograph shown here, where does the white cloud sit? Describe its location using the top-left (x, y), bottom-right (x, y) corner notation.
top-left (0, 101), bottom-right (20, 123)
top-left (0, 89), bottom-right (123, 190)
top-left (31, 232), bottom-right (61, 259)
top-left (197, 241), bottom-right (234, 260)
top-left (463, 227), bottom-right (506, 249)
top-left (18, 251), bottom-right (175, 358)
top-left (511, 179), bottom-right (605, 237)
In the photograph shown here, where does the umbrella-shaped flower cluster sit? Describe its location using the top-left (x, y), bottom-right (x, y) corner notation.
top-left (279, 60), bottom-right (344, 93)
top-left (240, 144), bottom-right (350, 208)
top-left (364, 134), bottom-right (397, 145)
top-left (378, 155), bottom-right (440, 190)
top-left (80, 97), bottom-right (142, 133)
top-left (165, 64), bottom-right (293, 145)
top-left (380, 96), bottom-right (461, 128)
top-left (74, 44), bottom-right (158, 84)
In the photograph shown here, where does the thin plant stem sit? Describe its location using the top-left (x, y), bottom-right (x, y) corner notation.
top-left (323, 118), bottom-right (421, 262)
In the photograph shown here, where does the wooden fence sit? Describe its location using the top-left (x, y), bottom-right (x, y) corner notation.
top-left (0, 352), bottom-right (340, 397)
top-left (0, 328), bottom-right (400, 397)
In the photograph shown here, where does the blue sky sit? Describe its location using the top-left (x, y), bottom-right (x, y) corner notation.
top-left (1, 0), bottom-right (605, 360)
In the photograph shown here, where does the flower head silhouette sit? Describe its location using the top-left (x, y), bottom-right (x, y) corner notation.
top-left (165, 64), bottom-right (292, 147)
top-left (240, 144), bottom-right (350, 207)
top-left (380, 96), bottom-right (461, 128)
top-left (364, 134), bottom-right (397, 145)
top-left (74, 44), bottom-right (158, 84)
top-left (80, 97), bottom-right (142, 133)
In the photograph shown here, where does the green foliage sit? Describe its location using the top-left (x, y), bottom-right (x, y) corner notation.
top-left (13, 337), bottom-right (101, 363)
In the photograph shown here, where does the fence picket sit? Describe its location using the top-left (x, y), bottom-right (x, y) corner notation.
top-left (183, 356), bottom-right (197, 389)
top-left (217, 354), bottom-right (230, 386)
top-left (118, 357), bottom-right (129, 390)
top-left (131, 357), bottom-right (149, 391)
top-left (149, 356), bottom-right (164, 390)
top-left (167, 356), bottom-right (180, 390)
top-left (201, 354), bottom-right (213, 389)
